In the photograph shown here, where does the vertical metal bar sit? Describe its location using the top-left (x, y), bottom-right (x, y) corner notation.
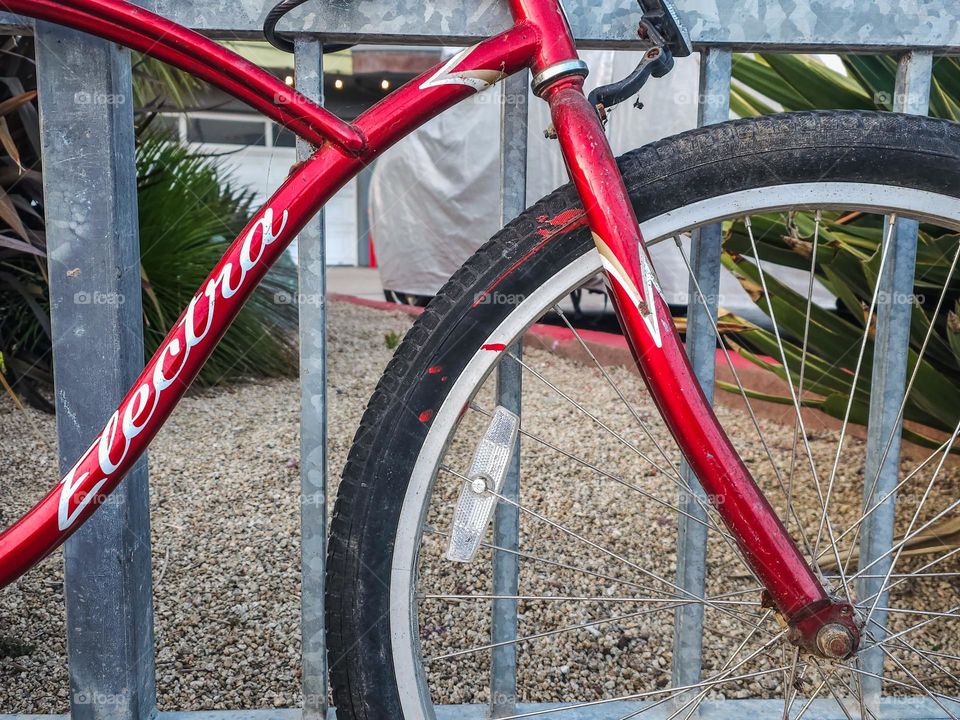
top-left (671, 47), bottom-right (732, 695)
top-left (35, 21), bottom-right (156, 720)
top-left (857, 48), bottom-right (933, 708)
top-left (355, 163), bottom-right (376, 268)
top-left (490, 70), bottom-right (529, 719)
top-left (294, 37), bottom-right (329, 720)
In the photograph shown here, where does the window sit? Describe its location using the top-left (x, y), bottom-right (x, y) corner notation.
top-left (150, 114), bottom-right (182, 140)
top-left (273, 125), bottom-right (297, 148)
top-left (187, 117), bottom-right (267, 146)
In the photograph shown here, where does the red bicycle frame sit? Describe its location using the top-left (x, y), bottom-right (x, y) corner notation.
top-left (0, 0), bottom-right (858, 656)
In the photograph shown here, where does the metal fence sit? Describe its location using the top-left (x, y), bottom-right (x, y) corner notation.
top-left (0, 1), bottom-right (957, 718)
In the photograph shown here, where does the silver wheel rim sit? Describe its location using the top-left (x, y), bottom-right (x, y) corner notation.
top-left (388, 182), bottom-right (960, 719)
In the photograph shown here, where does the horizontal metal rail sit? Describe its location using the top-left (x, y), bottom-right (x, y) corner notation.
top-left (3, 1), bottom-right (959, 50)
top-left (3, 695), bottom-right (959, 720)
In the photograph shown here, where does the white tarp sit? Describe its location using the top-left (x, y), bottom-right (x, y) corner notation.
top-left (369, 50), bottom-right (834, 316)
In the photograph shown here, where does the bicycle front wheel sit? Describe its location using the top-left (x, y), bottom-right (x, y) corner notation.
top-left (328, 111), bottom-right (960, 719)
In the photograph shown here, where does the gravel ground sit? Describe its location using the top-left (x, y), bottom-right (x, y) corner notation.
top-left (1, 298), bottom-right (957, 712)
top-left (0, 300), bottom-right (412, 713)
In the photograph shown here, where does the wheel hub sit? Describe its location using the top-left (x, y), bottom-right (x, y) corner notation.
top-left (785, 598), bottom-right (861, 660)
top-left (816, 623), bottom-right (857, 660)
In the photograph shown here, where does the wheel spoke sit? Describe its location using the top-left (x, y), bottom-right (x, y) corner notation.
top-left (505, 350), bottom-right (695, 490)
top-left (426, 526), bottom-right (682, 598)
top-left (784, 211), bottom-right (822, 556)
top-left (842, 662), bottom-right (960, 701)
top-left (422, 593), bottom-right (759, 605)
top-left (439, 464), bottom-right (762, 624)
top-left (793, 669), bottom-right (840, 720)
top-left (426, 605), bottom-right (676, 663)
top-left (865, 546), bottom-right (960, 604)
top-left (858, 603), bottom-right (960, 652)
top-left (847, 495), bottom-right (960, 583)
top-left (552, 303), bottom-right (686, 484)
top-left (645, 609), bottom-right (781, 720)
top-left (876, 623), bottom-right (960, 689)
top-left (469, 403), bottom-right (734, 542)
top-left (744, 214), bottom-right (856, 591)
top-left (815, 215), bottom-right (898, 574)
top-left (816, 427), bottom-right (959, 566)
top-left (673, 233), bottom-right (816, 557)
top-left (860, 415), bottom-right (960, 630)
top-left (491, 664), bottom-right (791, 720)
top-left (834, 232), bottom-right (960, 577)
top-left (871, 607), bottom-right (960, 620)
top-left (781, 646), bottom-right (804, 720)
top-left (878, 644), bottom-right (959, 720)
top-left (404, 199), bottom-right (960, 709)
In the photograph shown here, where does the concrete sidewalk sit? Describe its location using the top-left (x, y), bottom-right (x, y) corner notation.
top-left (326, 267), bottom-right (384, 302)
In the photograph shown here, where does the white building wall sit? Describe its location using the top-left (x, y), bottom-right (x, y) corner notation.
top-left (169, 111), bottom-right (360, 266)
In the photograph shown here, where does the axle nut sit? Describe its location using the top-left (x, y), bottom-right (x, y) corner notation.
top-left (816, 623), bottom-right (854, 659)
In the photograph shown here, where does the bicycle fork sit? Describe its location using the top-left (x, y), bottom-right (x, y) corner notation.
top-left (528, 50), bottom-right (860, 660)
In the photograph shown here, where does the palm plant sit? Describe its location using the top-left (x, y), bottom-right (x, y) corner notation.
top-left (137, 137), bottom-right (298, 384)
top-left (0, 38), bottom-right (298, 409)
top-left (719, 53), bottom-right (960, 446)
top-left (731, 54), bottom-right (960, 120)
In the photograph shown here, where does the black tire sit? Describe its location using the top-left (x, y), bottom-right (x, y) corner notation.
top-left (326, 111), bottom-right (960, 718)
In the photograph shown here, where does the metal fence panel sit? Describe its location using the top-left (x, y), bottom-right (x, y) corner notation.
top-left (294, 38), bottom-right (330, 720)
top-left (1, 0), bottom-right (952, 718)
top-left (5, 1), bottom-right (959, 50)
top-left (670, 46), bottom-right (731, 693)
top-left (35, 20), bottom-right (156, 720)
top-left (857, 48), bottom-right (934, 712)
top-left (490, 69), bottom-right (529, 719)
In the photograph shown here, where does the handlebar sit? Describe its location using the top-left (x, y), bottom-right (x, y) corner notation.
top-left (263, 0), bottom-right (354, 54)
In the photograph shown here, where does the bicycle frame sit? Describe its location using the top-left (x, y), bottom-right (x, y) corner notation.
top-left (0, 0), bottom-right (858, 655)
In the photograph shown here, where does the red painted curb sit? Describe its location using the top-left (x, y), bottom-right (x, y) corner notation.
top-left (330, 292), bottom-right (756, 371)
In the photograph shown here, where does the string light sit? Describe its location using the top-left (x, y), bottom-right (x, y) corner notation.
top-left (284, 75), bottom-right (294, 86)
top-left (334, 78), bottom-right (344, 90)
top-left (380, 79), bottom-right (391, 91)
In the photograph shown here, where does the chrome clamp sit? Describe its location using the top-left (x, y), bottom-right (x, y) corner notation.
top-left (531, 59), bottom-right (589, 96)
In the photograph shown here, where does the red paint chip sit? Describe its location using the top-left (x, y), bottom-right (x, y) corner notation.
top-left (428, 365), bottom-right (443, 374)
top-left (419, 409), bottom-right (434, 422)
top-left (481, 343), bottom-right (506, 351)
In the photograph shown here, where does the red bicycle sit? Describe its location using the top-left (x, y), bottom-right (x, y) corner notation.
top-left (3, 0), bottom-right (960, 716)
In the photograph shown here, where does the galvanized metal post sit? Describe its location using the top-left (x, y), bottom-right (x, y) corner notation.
top-left (671, 47), bottom-right (731, 695)
top-left (490, 70), bottom-right (529, 719)
top-left (355, 162), bottom-right (375, 268)
top-left (857, 49), bottom-right (933, 708)
top-left (294, 38), bottom-right (330, 720)
top-left (35, 21), bottom-right (156, 720)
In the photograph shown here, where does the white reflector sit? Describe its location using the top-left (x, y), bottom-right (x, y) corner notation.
top-left (446, 405), bottom-right (520, 562)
